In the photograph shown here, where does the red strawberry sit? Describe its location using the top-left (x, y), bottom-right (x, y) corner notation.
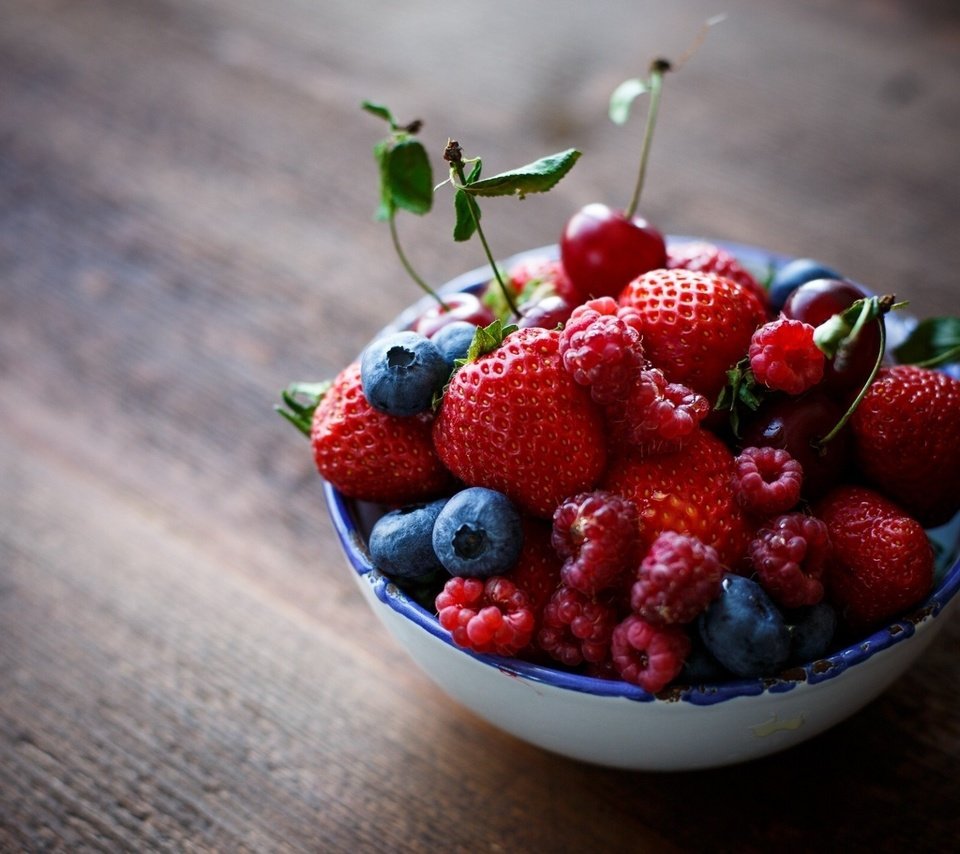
top-left (600, 430), bottom-right (753, 568)
top-left (432, 326), bottom-right (607, 518)
top-left (619, 268), bottom-right (767, 401)
top-left (817, 485), bottom-right (934, 630)
top-left (666, 240), bottom-right (770, 314)
top-left (308, 362), bottom-right (455, 505)
top-left (850, 364), bottom-right (960, 528)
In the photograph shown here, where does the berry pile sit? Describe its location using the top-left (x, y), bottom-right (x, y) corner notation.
top-left (279, 68), bottom-right (960, 697)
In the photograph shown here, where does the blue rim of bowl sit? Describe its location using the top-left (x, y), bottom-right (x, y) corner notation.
top-left (324, 237), bottom-right (960, 707)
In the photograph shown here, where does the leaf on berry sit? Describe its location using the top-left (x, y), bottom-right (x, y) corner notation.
top-left (461, 149), bottom-right (581, 198)
top-left (893, 317), bottom-right (960, 368)
top-left (609, 78), bottom-right (649, 125)
top-left (715, 358), bottom-right (765, 437)
top-left (387, 138), bottom-right (433, 215)
top-left (275, 380), bottom-right (333, 437)
top-left (462, 319), bottom-right (519, 365)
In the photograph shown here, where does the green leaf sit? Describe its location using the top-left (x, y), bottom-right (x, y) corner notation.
top-left (462, 319), bottom-right (518, 364)
top-left (386, 138), bottom-right (433, 215)
top-left (372, 138), bottom-right (394, 221)
top-left (275, 380), bottom-right (332, 437)
top-left (893, 317), bottom-right (960, 368)
top-left (465, 159), bottom-right (483, 184)
top-left (453, 188), bottom-right (481, 241)
top-left (714, 359), bottom-right (765, 437)
top-left (609, 78), bottom-right (649, 125)
top-left (463, 149), bottom-right (581, 198)
top-left (362, 100), bottom-right (395, 126)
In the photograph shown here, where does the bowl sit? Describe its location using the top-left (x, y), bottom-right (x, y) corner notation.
top-left (323, 237), bottom-right (960, 771)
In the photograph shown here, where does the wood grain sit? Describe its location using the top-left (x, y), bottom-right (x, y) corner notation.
top-left (2, 0), bottom-right (959, 850)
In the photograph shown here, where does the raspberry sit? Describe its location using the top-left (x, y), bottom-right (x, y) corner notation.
top-left (609, 368), bottom-right (710, 455)
top-left (748, 318), bottom-right (825, 395)
top-left (537, 585), bottom-right (619, 667)
top-left (552, 491), bottom-right (640, 594)
top-left (630, 531), bottom-right (724, 624)
top-left (559, 298), bottom-right (645, 404)
top-left (436, 576), bottom-right (536, 656)
top-left (610, 615), bottom-right (691, 693)
top-left (748, 512), bottom-right (830, 609)
top-left (733, 446), bottom-right (804, 516)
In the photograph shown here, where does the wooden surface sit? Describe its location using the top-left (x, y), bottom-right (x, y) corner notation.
top-left (2, 0), bottom-right (959, 850)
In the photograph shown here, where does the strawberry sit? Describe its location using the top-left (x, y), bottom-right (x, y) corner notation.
top-left (302, 362), bottom-right (455, 505)
top-left (619, 268), bottom-right (767, 402)
top-left (432, 326), bottom-right (607, 518)
top-left (600, 430), bottom-right (753, 568)
top-left (817, 485), bottom-right (934, 630)
top-left (666, 240), bottom-right (770, 314)
top-left (850, 365), bottom-right (960, 528)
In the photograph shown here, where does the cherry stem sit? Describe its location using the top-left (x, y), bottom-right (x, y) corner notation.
top-left (388, 213), bottom-right (449, 310)
top-left (815, 297), bottom-right (892, 449)
top-left (445, 141), bottom-right (521, 318)
top-left (625, 59), bottom-right (670, 220)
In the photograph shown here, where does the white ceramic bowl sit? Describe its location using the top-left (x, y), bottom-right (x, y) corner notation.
top-left (325, 238), bottom-right (960, 771)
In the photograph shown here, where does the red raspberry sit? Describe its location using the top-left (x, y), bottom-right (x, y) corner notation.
top-left (507, 516), bottom-right (562, 618)
top-left (559, 298), bottom-right (646, 404)
top-left (610, 615), bottom-right (691, 693)
top-left (436, 576), bottom-right (536, 656)
top-left (748, 513), bottom-right (830, 609)
top-left (609, 368), bottom-right (710, 455)
top-left (748, 318), bottom-right (825, 395)
top-left (552, 491), bottom-right (640, 594)
top-left (538, 585), bottom-right (619, 667)
top-left (630, 531), bottom-right (724, 625)
top-left (667, 240), bottom-right (770, 313)
top-left (733, 446), bottom-right (804, 516)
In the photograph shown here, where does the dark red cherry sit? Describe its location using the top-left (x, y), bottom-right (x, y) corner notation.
top-left (740, 392), bottom-right (852, 501)
top-left (413, 292), bottom-right (495, 338)
top-left (781, 278), bottom-right (882, 394)
top-left (517, 294), bottom-right (574, 329)
top-left (559, 203), bottom-right (666, 302)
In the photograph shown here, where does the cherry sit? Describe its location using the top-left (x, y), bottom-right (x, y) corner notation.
top-left (740, 392), bottom-right (852, 501)
top-left (517, 294), bottom-right (574, 329)
top-left (413, 292), bottom-right (494, 338)
top-left (781, 278), bottom-right (882, 395)
top-left (559, 204), bottom-right (667, 301)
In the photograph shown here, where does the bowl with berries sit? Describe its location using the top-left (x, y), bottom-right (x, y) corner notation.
top-left (278, 64), bottom-right (960, 770)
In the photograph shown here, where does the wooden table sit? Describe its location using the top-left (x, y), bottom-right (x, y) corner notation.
top-left (3, 1), bottom-right (959, 850)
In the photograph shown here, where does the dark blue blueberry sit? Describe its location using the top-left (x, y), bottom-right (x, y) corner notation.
top-left (768, 259), bottom-right (842, 313)
top-left (360, 331), bottom-right (449, 416)
top-left (432, 487), bottom-right (523, 577)
top-left (368, 498), bottom-right (449, 580)
top-left (786, 602), bottom-right (838, 664)
top-left (429, 321), bottom-right (478, 368)
top-left (698, 575), bottom-right (791, 678)
top-left (679, 631), bottom-right (730, 684)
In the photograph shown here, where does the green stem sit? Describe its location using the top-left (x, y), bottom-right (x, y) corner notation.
top-left (389, 213), bottom-right (449, 310)
top-left (816, 313), bottom-right (887, 449)
top-left (449, 159), bottom-right (520, 318)
top-left (625, 60), bottom-right (669, 220)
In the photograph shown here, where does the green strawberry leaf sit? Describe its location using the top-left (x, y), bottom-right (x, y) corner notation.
top-left (461, 319), bottom-right (519, 365)
top-left (372, 138), bottom-right (395, 221)
top-left (893, 317), bottom-right (960, 368)
top-left (453, 187), bottom-right (481, 241)
top-left (715, 358), bottom-right (766, 437)
top-left (361, 100), bottom-right (396, 126)
top-left (609, 78), bottom-right (649, 125)
top-left (461, 149), bottom-right (581, 198)
top-left (387, 137), bottom-right (433, 215)
top-left (275, 380), bottom-right (332, 437)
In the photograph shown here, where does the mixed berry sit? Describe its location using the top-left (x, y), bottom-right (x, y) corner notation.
top-left (278, 62), bottom-right (960, 697)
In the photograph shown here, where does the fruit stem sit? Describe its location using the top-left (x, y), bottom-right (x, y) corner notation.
top-left (388, 213), bottom-right (450, 310)
top-left (445, 140), bottom-right (521, 318)
top-left (624, 59), bottom-right (671, 220)
top-left (815, 297), bottom-right (893, 449)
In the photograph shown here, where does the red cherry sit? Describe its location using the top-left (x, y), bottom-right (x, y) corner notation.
top-left (559, 203), bottom-right (667, 302)
top-left (781, 278), bottom-right (882, 395)
top-left (517, 294), bottom-right (574, 329)
top-left (413, 292), bottom-right (495, 338)
top-left (740, 392), bottom-right (852, 502)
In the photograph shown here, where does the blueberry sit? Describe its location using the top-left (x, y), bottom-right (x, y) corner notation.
top-left (368, 498), bottom-right (449, 580)
top-left (786, 602), bottom-right (838, 664)
top-left (768, 259), bottom-right (842, 313)
top-left (360, 331), bottom-right (449, 416)
top-left (698, 575), bottom-right (791, 678)
top-left (679, 632), bottom-right (730, 684)
top-left (429, 321), bottom-right (478, 368)
top-left (432, 487), bottom-right (523, 577)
